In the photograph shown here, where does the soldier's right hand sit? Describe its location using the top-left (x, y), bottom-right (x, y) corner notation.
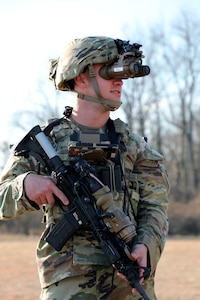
top-left (24, 173), bottom-right (69, 206)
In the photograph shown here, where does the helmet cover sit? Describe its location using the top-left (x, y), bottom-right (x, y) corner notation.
top-left (49, 36), bottom-right (118, 91)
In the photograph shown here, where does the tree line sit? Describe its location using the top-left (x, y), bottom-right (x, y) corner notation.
top-left (122, 11), bottom-right (200, 203)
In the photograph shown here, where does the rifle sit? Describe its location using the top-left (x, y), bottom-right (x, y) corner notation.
top-left (14, 125), bottom-right (151, 300)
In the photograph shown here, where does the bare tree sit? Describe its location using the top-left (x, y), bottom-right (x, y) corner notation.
top-left (157, 12), bottom-right (200, 200)
top-left (121, 11), bottom-right (200, 202)
top-left (0, 79), bottom-right (71, 173)
top-left (12, 78), bottom-right (69, 133)
top-left (122, 78), bottom-right (149, 136)
top-left (121, 30), bottom-right (169, 155)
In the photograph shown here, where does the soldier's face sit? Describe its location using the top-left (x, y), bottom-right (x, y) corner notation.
top-left (77, 64), bottom-right (123, 104)
top-left (93, 64), bottom-right (123, 103)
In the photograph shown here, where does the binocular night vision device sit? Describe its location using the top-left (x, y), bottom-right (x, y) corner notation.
top-left (99, 40), bottom-right (150, 80)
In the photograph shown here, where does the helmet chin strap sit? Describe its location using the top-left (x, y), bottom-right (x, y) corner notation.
top-left (76, 64), bottom-right (122, 112)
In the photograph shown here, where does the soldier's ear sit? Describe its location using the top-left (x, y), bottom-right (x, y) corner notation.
top-left (74, 74), bottom-right (86, 86)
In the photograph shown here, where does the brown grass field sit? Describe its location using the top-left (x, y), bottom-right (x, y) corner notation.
top-left (0, 235), bottom-right (200, 300)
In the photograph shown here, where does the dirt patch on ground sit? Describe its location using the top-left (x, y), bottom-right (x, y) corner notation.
top-left (155, 236), bottom-right (200, 300)
top-left (1, 235), bottom-right (200, 300)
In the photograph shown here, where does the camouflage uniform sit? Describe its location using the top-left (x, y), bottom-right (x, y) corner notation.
top-left (0, 36), bottom-right (169, 299)
top-left (0, 116), bottom-right (169, 300)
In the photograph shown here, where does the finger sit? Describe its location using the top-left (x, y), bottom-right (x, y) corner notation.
top-left (35, 196), bottom-right (47, 206)
top-left (131, 250), bottom-right (139, 261)
top-left (52, 185), bottom-right (69, 205)
top-left (45, 192), bottom-right (56, 206)
top-left (132, 287), bottom-right (138, 294)
top-left (139, 267), bottom-right (145, 280)
top-left (116, 272), bottom-right (127, 281)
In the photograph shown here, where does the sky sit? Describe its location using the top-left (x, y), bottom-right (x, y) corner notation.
top-left (0, 0), bottom-right (200, 146)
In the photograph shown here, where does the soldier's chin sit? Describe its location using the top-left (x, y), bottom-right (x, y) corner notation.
top-left (108, 105), bottom-right (119, 111)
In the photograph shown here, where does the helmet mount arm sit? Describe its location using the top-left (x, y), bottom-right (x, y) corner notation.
top-left (76, 64), bottom-right (122, 112)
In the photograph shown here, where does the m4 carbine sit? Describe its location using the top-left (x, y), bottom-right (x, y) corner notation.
top-left (14, 125), bottom-right (151, 300)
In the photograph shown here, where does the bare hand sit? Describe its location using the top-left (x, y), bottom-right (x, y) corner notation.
top-left (130, 244), bottom-right (148, 293)
top-left (117, 243), bottom-right (148, 294)
top-left (24, 173), bottom-right (69, 206)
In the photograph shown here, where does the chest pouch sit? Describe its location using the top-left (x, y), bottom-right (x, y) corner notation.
top-left (68, 129), bottom-right (122, 196)
top-left (68, 130), bottom-right (119, 163)
top-left (98, 163), bottom-right (122, 195)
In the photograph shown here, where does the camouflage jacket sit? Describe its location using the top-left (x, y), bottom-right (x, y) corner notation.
top-left (0, 116), bottom-right (169, 288)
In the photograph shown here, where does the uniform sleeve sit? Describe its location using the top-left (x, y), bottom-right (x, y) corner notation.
top-left (130, 136), bottom-right (169, 276)
top-left (0, 154), bottom-right (40, 220)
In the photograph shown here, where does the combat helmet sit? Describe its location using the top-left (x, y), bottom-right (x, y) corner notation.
top-left (49, 36), bottom-right (118, 91)
top-left (49, 36), bottom-right (150, 111)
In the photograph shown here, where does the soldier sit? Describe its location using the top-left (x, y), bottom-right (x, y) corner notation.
top-left (0, 36), bottom-right (169, 300)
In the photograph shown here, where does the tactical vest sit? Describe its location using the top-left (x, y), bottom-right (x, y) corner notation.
top-left (38, 109), bottom-right (140, 269)
top-left (43, 108), bottom-right (139, 224)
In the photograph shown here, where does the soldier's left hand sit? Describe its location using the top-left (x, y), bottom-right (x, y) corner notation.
top-left (130, 244), bottom-right (148, 294)
top-left (117, 243), bottom-right (148, 295)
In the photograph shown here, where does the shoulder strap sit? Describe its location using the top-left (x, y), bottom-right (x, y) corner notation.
top-left (43, 106), bottom-right (73, 136)
top-left (107, 118), bottom-right (121, 144)
top-left (43, 118), bottom-right (63, 136)
top-left (106, 118), bottom-right (121, 165)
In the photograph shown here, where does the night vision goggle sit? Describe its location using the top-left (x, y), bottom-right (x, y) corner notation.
top-left (99, 39), bottom-right (150, 80)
